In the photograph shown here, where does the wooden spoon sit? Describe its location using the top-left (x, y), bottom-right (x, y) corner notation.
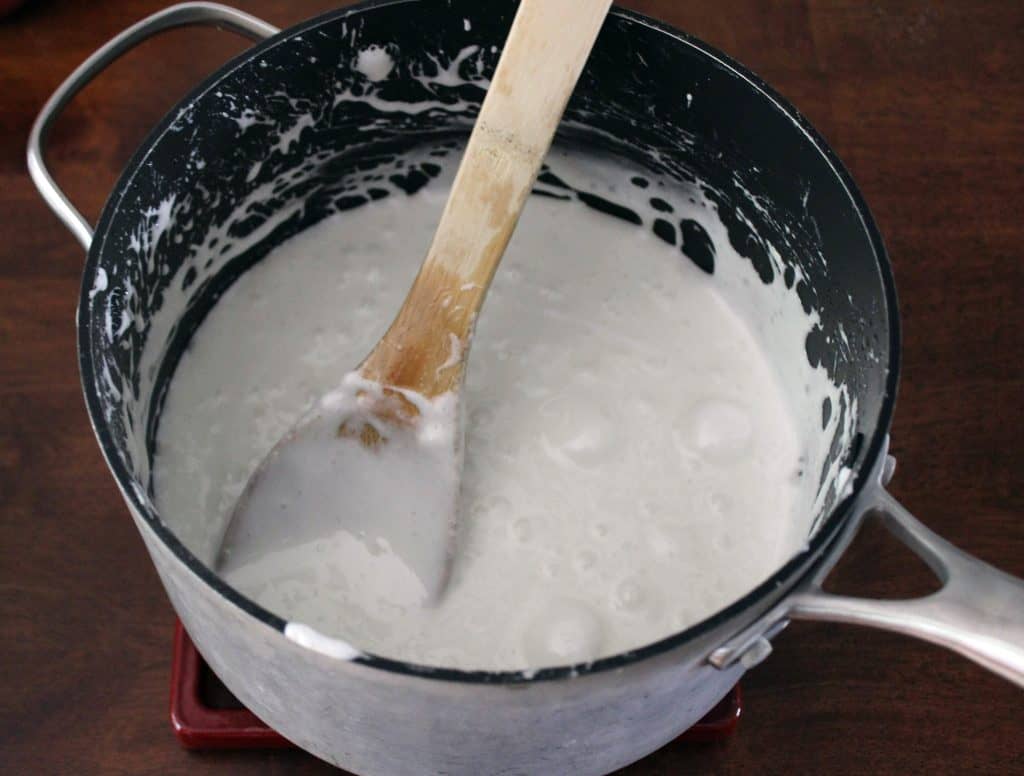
top-left (216, 0), bottom-right (613, 604)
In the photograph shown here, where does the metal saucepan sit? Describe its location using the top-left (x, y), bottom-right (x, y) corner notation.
top-left (28, 2), bottom-right (1024, 773)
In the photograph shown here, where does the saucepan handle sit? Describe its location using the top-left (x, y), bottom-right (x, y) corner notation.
top-left (709, 440), bottom-right (1024, 688)
top-left (26, 2), bottom-right (279, 250)
top-left (788, 484), bottom-right (1024, 687)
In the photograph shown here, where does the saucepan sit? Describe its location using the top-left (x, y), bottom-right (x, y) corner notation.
top-left (28, 1), bottom-right (1024, 773)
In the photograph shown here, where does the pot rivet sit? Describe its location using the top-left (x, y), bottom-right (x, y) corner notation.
top-left (738, 636), bottom-right (773, 669)
top-left (882, 454), bottom-right (897, 486)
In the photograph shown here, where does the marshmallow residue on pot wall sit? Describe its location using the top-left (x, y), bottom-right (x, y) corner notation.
top-left (89, 32), bottom-right (501, 499)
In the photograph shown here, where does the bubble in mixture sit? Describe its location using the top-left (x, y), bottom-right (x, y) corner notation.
top-left (646, 523), bottom-right (681, 557)
top-left (508, 517), bottom-right (532, 543)
top-left (710, 491), bottom-right (734, 515)
top-left (683, 398), bottom-right (754, 462)
top-left (469, 494), bottom-right (512, 521)
top-left (573, 549), bottom-right (597, 573)
top-left (539, 395), bottom-right (618, 468)
top-left (612, 577), bottom-right (648, 613)
top-left (523, 598), bottom-right (605, 666)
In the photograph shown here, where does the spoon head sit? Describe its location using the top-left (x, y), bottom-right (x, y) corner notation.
top-left (216, 374), bottom-right (461, 607)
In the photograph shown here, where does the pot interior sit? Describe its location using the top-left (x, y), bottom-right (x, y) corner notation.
top-left (81, 0), bottom-right (896, 659)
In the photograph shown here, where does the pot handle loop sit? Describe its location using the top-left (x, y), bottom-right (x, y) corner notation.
top-left (788, 485), bottom-right (1024, 687)
top-left (710, 440), bottom-right (1024, 688)
top-left (26, 2), bottom-right (279, 250)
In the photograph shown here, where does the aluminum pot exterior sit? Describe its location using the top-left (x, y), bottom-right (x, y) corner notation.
top-left (62, 1), bottom-right (900, 772)
top-left (137, 500), bottom-right (760, 773)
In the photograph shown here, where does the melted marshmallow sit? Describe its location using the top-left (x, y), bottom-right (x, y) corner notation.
top-left (155, 148), bottom-right (830, 671)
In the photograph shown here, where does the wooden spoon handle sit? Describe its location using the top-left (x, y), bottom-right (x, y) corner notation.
top-left (361, 0), bottom-right (612, 396)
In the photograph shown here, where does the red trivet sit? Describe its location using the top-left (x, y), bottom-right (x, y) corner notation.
top-left (171, 620), bottom-right (741, 750)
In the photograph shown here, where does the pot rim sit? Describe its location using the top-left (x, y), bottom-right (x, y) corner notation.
top-left (78, 0), bottom-right (900, 685)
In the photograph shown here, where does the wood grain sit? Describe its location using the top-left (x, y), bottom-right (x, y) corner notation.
top-left (1, 1), bottom-right (1021, 774)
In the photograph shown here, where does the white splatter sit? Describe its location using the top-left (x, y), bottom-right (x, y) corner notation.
top-left (354, 45), bottom-right (394, 82)
top-left (89, 268), bottom-right (108, 300)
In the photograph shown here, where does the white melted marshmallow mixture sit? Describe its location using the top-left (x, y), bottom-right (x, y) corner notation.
top-left (154, 147), bottom-right (849, 671)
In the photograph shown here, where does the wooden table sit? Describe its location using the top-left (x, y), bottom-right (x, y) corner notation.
top-left (2, 1), bottom-right (1021, 773)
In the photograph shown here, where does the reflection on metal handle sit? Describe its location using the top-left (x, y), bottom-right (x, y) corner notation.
top-left (710, 438), bottom-right (1024, 688)
top-left (26, 2), bottom-right (279, 250)
top-left (789, 486), bottom-right (1024, 687)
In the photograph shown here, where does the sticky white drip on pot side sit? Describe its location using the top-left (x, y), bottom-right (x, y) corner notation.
top-left (152, 145), bottom-right (853, 671)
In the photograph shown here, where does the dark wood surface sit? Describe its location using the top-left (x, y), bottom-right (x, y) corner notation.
top-left (2, 1), bottom-right (1022, 773)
